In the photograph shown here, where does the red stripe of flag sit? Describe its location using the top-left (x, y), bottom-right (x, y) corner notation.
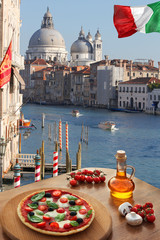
top-left (113, 5), bottom-right (137, 38)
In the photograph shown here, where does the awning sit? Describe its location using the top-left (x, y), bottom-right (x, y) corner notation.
top-left (12, 67), bottom-right (25, 90)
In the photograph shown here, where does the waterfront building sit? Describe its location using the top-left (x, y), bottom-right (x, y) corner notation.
top-left (45, 66), bottom-right (71, 104)
top-left (146, 88), bottom-right (160, 115)
top-left (118, 77), bottom-right (160, 111)
top-left (0, 0), bottom-right (25, 173)
top-left (97, 65), bottom-right (124, 108)
top-left (25, 8), bottom-right (68, 64)
top-left (70, 27), bottom-right (102, 67)
top-left (70, 67), bottom-right (90, 105)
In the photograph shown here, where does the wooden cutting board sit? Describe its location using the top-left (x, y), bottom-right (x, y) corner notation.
top-left (0, 188), bottom-right (112, 240)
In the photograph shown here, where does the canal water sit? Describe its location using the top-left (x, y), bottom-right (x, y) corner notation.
top-left (6, 104), bottom-right (160, 189)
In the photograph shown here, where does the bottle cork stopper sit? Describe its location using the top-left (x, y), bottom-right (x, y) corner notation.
top-left (115, 150), bottom-right (127, 161)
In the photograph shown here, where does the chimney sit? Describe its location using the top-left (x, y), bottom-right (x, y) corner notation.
top-left (158, 62), bottom-right (160, 72)
top-left (120, 59), bottom-right (123, 68)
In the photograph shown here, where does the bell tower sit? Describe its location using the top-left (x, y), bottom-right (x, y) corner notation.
top-left (93, 29), bottom-right (102, 61)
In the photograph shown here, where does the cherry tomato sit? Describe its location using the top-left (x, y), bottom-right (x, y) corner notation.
top-left (93, 177), bottom-right (100, 183)
top-left (76, 171), bottom-right (82, 175)
top-left (25, 207), bottom-right (33, 212)
top-left (56, 207), bottom-right (65, 213)
top-left (82, 169), bottom-right (88, 175)
top-left (143, 202), bottom-right (153, 209)
top-left (70, 179), bottom-right (77, 186)
top-left (43, 215), bottom-right (51, 221)
top-left (50, 222), bottom-right (59, 228)
top-left (52, 190), bottom-right (62, 198)
top-left (87, 170), bottom-right (94, 175)
top-left (60, 197), bottom-right (68, 203)
top-left (99, 175), bottom-right (106, 182)
top-left (137, 210), bottom-right (146, 219)
top-left (86, 176), bottom-right (93, 183)
top-left (145, 208), bottom-right (154, 214)
top-left (134, 204), bottom-right (143, 211)
top-left (80, 175), bottom-right (85, 182)
top-left (70, 172), bottom-right (75, 178)
top-left (94, 170), bottom-right (101, 176)
top-left (75, 199), bottom-right (83, 205)
top-left (64, 223), bottom-right (72, 229)
top-left (69, 215), bottom-right (77, 221)
top-left (40, 197), bottom-right (46, 202)
top-left (74, 175), bottom-right (81, 181)
top-left (146, 214), bottom-right (156, 223)
top-left (37, 222), bottom-right (46, 228)
top-left (79, 209), bottom-right (87, 215)
top-left (130, 207), bottom-right (138, 213)
top-left (38, 205), bottom-right (47, 211)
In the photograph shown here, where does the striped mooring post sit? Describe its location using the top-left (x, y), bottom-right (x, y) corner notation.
top-left (59, 119), bottom-right (62, 151)
top-left (66, 122), bottom-right (68, 151)
top-left (13, 159), bottom-right (21, 188)
top-left (53, 151), bottom-right (58, 177)
top-left (34, 150), bottom-right (41, 182)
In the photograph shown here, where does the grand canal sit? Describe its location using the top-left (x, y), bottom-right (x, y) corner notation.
top-left (9, 104), bottom-right (160, 189)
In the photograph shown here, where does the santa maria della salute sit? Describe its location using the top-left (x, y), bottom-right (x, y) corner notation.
top-left (25, 7), bottom-right (103, 66)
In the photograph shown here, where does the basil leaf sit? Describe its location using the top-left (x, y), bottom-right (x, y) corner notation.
top-left (54, 213), bottom-right (65, 222)
top-left (70, 221), bottom-right (79, 227)
top-left (27, 203), bottom-right (38, 209)
top-left (31, 191), bottom-right (45, 202)
top-left (67, 195), bottom-right (78, 200)
top-left (35, 210), bottom-right (44, 215)
top-left (27, 214), bottom-right (42, 223)
top-left (69, 205), bottom-right (81, 211)
top-left (46, 201), bottom-right (58, 209)
top-left (86, 209), bottom-right (92, 218)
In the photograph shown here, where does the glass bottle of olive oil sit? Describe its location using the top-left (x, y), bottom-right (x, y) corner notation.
top-left (108, 150), bottom-right (135, 199)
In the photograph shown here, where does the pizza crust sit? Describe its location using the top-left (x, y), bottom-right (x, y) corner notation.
top-left (17, 189), bottom-right (95, 236)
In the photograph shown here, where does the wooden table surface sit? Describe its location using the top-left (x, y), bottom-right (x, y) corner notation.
top-left (0, 168), bottom-right (160, 240)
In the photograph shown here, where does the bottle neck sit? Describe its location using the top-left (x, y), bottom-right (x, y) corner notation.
top-left (116, 160), bottom-right (127, 177)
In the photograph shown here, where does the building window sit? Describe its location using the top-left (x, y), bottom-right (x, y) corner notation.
top-left (104, 82), bottom-right (106, 90)
top-left (135, 87), bottom-right (137, 93)
top-left (127, 72), bottom-right (130, 76)
top-left (150, 95), bottom-right (152, 100)
top-left (76, 55), bottom-right (79, 59)
top-left (119, 101), bottom-right (121, 107)
top-left (143, 98), bottom-right (145, 101)
top-left (120, 96), bottom-right (121, 99)
top-left (130, 87), bottom-right (133, 92)
top-left (119, 87), bottom-right (121, 92)
top-left (123, 87), bottom-right (125, 92)
top-left (158, 95), bottom-right (160, 100)
top-left (147, 73), bottom-right (149, 77)
top-left (139, 87), bottom-right (141, 93)
top-left (133, 73), bottom-right (135, 77)
top-left (154, 95), bottom-right (156, 100)
top-left (126, 87), bottom-right (129, 92)
top-left (143, 102), bottom-right (145, 109)
top-left (143, 87), bottom-right (145, 93)
top-left (123, 101), bottom-right (125, 107)
top-left (127, 97), bottom-right (128, 100)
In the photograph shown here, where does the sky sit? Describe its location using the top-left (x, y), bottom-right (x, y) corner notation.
top-left (20, 0), bottom-right (160, 67)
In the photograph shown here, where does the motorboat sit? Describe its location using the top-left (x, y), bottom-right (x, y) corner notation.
top-left (72, 110), bottom-right (80, 117)
top-left (98, 121), bottom-right (116, 130)
top-left (19, 119), bottom-right (31, 127)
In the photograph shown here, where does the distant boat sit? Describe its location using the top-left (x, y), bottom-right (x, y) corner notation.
top-left (98, 121), bottom-right (116, 130)
top-left (72, 110), bottom-right (80, 117)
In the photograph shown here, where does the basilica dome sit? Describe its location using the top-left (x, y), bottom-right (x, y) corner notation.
top-left (26, 7), bottom-right (68, 63)
top-left (71, 27), bottom-right (93, 54)
top-left (28, 28), bottom-right (65, 48)
top-left (71, 38), bottom-right (93, 54)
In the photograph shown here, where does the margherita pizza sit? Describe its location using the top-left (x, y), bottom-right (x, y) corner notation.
top-left (17, 189), bottom-right (95, 236)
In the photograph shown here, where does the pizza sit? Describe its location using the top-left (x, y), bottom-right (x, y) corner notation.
top-left (17, 189), bottom-right (95, 236)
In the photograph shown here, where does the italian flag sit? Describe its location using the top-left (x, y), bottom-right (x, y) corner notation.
top-left (114, 1), bottom-right (160, 38)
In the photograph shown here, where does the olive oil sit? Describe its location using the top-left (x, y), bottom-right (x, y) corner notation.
top-left (108, 150), bottom-right (135, 199)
